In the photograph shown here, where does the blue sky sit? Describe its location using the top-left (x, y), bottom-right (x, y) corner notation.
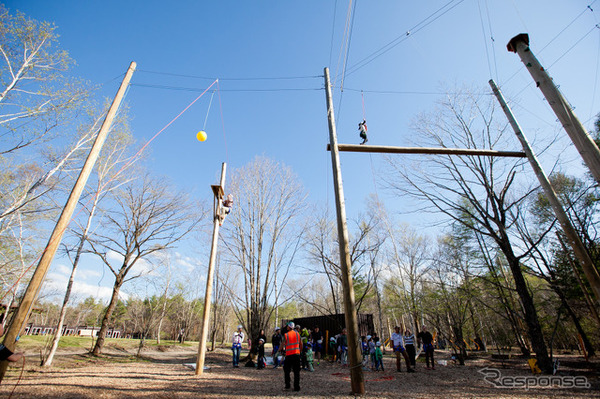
top-left (8, 0), bottom-right (600, 302)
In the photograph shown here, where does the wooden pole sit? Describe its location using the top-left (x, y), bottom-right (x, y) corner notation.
top-left (0, 61), bottom-right (136, 382)
top-left (327, 143), bottom-right (526, 157)
top-left (507, 33), bottom-right (600, 183)
top-left (196, 163), bottom-right (226, 375)
top-left (489, 79), bottom-right (600, 305)
top-left (324, 67), bottom-right (365, 394)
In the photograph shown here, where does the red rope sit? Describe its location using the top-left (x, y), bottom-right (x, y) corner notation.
top-left (7, 355), bottom-right (26, 399)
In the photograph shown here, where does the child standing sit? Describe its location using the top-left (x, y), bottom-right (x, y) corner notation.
top-left (329, 337), bottom-right (338, 362)
top-left (257, 338), bottom-right (266, 369)
top-left (361, 336), bottom-right (370, 370)
top-left (305, 343), bottom-right (315, 372)
top-left (374, 342), bottom-right (384, 371)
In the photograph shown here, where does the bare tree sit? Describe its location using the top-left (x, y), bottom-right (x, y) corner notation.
top-left (385, 88), bottom-right (553, 373)
top-left (305, 209), bottom-right (383, 316)
top-left (42, 112), bottom-right (135, 366)
top-left (209, 258), bottom-right (233, 351)
top-left (87, 174), bottom-right (200, 355)
top-left (385, 224), bottom-right (430, 334)
top-left (222, 156), bottom-right (307, 347)
top-left (0, 5), bottom-right (87, 153)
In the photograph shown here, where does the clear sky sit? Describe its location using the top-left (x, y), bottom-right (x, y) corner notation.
top-left (8, 0), bottom-right (600, 302)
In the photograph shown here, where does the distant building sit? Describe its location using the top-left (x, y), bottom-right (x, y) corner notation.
top-left (282, 313), bottom-right (374, 337)
top-left (23, 324), bottom-right (122, 338)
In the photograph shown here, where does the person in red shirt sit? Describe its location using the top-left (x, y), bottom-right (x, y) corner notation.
top-left (280, 321), bottom-right (302, 391)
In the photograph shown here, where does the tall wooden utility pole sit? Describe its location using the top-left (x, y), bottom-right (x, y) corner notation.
top-left (0, 61), bottom-right (136, 382)
top-left (490, 79), bottom-right (600, 305)
top-left (507, 33), bottom-right (600, 183)
top-left (323, 67), bottom-right (365, 395)
top-left (196, 163), bottom-right (227, 375)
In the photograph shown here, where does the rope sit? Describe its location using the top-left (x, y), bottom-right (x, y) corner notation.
top-left (339, 0), bottom-right (358, 92)
top-left (137, 69), bottom-right (321, 81)
top-left (477, 0), bottom-right (494, 79)
top-left (361, 90), bottom-right (366, 120)
top-left (333, 0), bottom-right (355, 90)
top-left (329, 0), bottom-right (339, 67)
top-left (590, 25), bottom-right (600, 120)
top-left (504, 2), bottom-right (597, 86)
top-left (130, 83), bottom-right (320, 92)
top-left (484, 0), bottom-right (499, 82)
top-left (345, 0), bottom-right (465, 76)
top-left (7, 355), bottom-right (26, 399)
top-left (216, 80), bottom-right (229, 164)
top-left (203, 90), bottom-right (216, 131)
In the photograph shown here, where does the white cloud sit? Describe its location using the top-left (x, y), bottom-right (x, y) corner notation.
top-left (78, 269), bottom-right (103, 280)
top-left (107, 250), bottom-right (124, 263)
top-left (43, 271), bottom-right (127, 303)
top-left (54, 263), bottom-right (72, 276)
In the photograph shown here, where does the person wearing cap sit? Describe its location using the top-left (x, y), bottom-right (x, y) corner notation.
top-left (271, 327), bottom-right (283, 368)
top-left (280, 321), bottom-right (302, 391)
top-left (391, 326), bottom-right (414, 372)
top-left (232, 325), bottom-right (244, 368)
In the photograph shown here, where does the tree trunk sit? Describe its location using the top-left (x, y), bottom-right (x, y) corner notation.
top-left (1, 295), bottom-right (14, 327)
top-left (92, 277), bottom-right (123, 356)
top-left (44, 200), bottom-right (98, 366)
top-left (501, 245), bottom-right (552, 373)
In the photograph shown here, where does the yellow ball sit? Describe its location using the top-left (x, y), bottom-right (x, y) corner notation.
top-left (196, 131), bottom-right (207, 142)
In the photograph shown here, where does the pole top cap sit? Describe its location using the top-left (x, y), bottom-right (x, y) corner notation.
top-left (507, 33), bottom-right (529, 53)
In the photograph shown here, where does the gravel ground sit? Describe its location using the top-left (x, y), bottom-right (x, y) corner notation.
top-left (1, 347), bottom-right (598, 398)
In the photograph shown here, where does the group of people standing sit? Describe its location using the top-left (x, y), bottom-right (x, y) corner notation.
top-left (231, 322), bottom-right (437, 392)
top-left (390, 325), bottom-right (436, 371)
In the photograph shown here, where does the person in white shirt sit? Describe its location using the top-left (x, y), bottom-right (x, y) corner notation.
top-left (232, 325), bottom-right (244, 367)
top-left (391, 326), bottom-right (414, 372)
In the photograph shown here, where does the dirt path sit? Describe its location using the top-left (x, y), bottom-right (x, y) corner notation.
top-left (1, 348), bottom-right (598, 398)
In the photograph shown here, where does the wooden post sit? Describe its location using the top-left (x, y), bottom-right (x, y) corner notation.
top-left (489, 79), bottom-right (600, 305)
top-left (0, 62), bottom-right (136, 382)
top-left (196, 163), bottom-right (227, 375)
top-left (324, 67), bottom-right (365, 394)
top-left (507, 33), bottom-right (600, 183)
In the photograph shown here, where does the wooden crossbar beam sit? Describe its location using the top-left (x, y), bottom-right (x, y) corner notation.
top-left (326, 144), bottom-right (526, 158)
